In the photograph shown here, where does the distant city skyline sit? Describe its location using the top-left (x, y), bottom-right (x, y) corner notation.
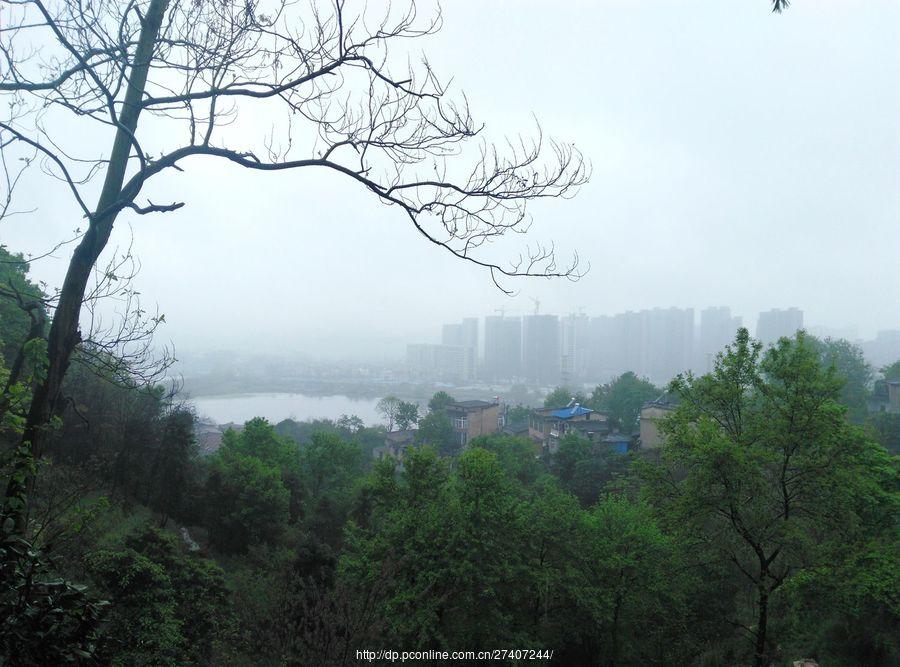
top-left (401, 305), bottom-right (900, 387)
top-left (3, 1), bottom-right (897, 365)
top-left (171, 302), bottom-right (900, 368)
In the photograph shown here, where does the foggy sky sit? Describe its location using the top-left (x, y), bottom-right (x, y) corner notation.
top-left (3, 0), bottom-right (899, 361)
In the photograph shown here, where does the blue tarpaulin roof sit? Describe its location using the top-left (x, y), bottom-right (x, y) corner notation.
top-left (550, 406), bottom-right (593, 419)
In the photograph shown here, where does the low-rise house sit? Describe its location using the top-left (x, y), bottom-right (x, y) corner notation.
top-left (638, 393), bottom-right (679, 449)
top-left (529, 404), bottom-right (608, 453)
top-left (195, 419), bottom-right (225, 455)
top-left (502, 420), bottom-right (530, 438)
top-left (602, 432), bottom-right (632, 455)
top-left (446, 400), bottom-right (502, 449)
top-left (373, 428), bottom-right (418, 460)
top-left (870, 380), bottom-right (900, 414)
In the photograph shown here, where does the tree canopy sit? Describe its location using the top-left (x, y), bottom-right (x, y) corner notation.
top-left (588, 372), bottom-right (660, 433)
top-left (543, 386), bottom-right (588, 409)
top-left (640, 329), bottom-right (897, 666)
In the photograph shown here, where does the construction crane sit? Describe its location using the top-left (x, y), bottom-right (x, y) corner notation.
top-left (529, 297), bottom-right (540, 315)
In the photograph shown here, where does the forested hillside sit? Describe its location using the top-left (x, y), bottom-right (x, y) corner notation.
top-left (2, 247), bottom-right (898, 666)
top-left (1, 0), bottom-right (897, 664)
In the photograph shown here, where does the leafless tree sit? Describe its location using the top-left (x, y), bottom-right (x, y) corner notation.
top-left (78, 236), bottom-right (175, 387)
top-left (0, 0), bottom-right (590, 527)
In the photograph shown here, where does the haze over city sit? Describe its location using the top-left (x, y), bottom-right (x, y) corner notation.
top-left (3, 0), bottom-right (898, 362)
top-left (3, 0), bottom-right (900, 664)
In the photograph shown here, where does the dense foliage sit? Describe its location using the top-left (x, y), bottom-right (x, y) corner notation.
top-left (1, 257), bottom-right (897, 666)
top-left (587, 372), bottom-right (662, 433)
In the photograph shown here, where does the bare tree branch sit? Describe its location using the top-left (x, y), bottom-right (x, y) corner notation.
top-left (0, 0), bottom-right (589, 527)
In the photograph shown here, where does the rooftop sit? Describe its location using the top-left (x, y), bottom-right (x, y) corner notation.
top-left (549, 406), bottom-right (593, 419)
top-left (386, 429), bottom-right (418, 444)
top-left (448, 400), bottom-right (498, 410)
top-left (643, 392), bottom-right (680, 410)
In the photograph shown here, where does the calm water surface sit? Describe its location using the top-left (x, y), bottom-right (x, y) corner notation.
top-left (190, 393), bottom-right (383, 426)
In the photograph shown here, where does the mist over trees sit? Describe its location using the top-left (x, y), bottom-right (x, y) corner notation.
top-left (2, 238), bottom-right (897, 663)
top-left (2, 0), bottom-right (898, 665)
top-left (0, 0), bottom-right (588, 535)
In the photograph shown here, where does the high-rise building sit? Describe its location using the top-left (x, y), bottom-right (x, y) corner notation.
top-left (698, 306), bottom-right (743, 371)
top-left (862, 330), bottom-right (900, 368)
top-left (522, 314), bottom-right (560, 386)
top-left (644, 307), bottom-right (694, 384)
top-left (442, 323), bottom-right (461, 346)
top-left (484, 316), bottom-right (522, 381)
top-left (442, 318), bottom-right (478, 349)
top-left (621, 310), bottom-right (649, 379)
top-left (587, 308), bottom-right (693, 384)
top-left (561, 313), bottom-right (590, 385)
top-left (587, 314), bottom-right (628, 382)
top-left (441, 317), bottom-right (479, 378)
top-left (756, 308), bottom-right (804, 345)
top-left (406, 343), bottom-right (475, 383)
top-left (586, 316), bottom-right (607, 381)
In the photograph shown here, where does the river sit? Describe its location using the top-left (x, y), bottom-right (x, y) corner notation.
top-left (190, 392), bottom-right (384, 426)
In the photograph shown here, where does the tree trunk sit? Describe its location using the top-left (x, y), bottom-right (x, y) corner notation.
top-left (611, 592), bottom-right (622, 667)
top-left (754, 588), bottom-right (769, 667)
top-left (0, 304), bottom-right (45, 416)
top-left (3, 0), bottom-right (170, 533)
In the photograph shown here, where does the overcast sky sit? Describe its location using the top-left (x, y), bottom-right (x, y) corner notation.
top-left (3, 0), bottom-right (898, 361)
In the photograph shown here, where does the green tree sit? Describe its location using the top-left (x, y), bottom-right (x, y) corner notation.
top-left (572, 496), bottom-right (691, 666)
top-left (228, 417), bottom-right (299, 470)
top-left (416, 411), bottom-right (456, 456)
top-left (338, 447), bottom-right (450, 645)
top-left (641, 329), bottom-right (895, 667)
top-left (807, 336), bottom-right (873, 422)
top-left (470, 434), bottom-right (543, 487)
top-left (881, 360), bottom-right (900, 381)
top-left (0, 246), bottom-right (46, 369)
top-left (441, 448), bottom-right (531, 647)
top-left (553, 434), bottom-right (629, 507)
top-left (778, 531), bottom-right (900, 665)
top-left (394, 401), bottom-right (420, 430)
top-left (505, 404), bottom-right (532, 425)
top-left (204, 448), bottom-right (290, 553)
top-left (336, 414), bottom-right (365, 434)
top-left (274, 417), bottom-right (340, 444)
top-left (122, 528), bottom-right (231, 664)
top-left (867, 412), bottom-right (900, 456)
top-left (0, 247), bottom-right (47, 447)
top-left (340, 447), bottom-right (531, 649)
top-left (588, 372), bottom-right (660, 433)
top-left (543, 386), bottom-right (587, 409)
top-left (516, 478), bottom-right (585, 654)
top-left (427, 391), bottom-right (457, 414)
top-left (297, 432), bottom-right (365, 547)
top-left (87, 548), bottom-right (184, 666)
top-left (376, 396), bottom-right (402, 431)
top-left (220, 418), bottom-right (302, 524)
top-left (147, 408), bottom-right (198, 527)
top-left (87, 528), bottom-right (232, 666)
top-left (0, 525), bottom-right (106, 665)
